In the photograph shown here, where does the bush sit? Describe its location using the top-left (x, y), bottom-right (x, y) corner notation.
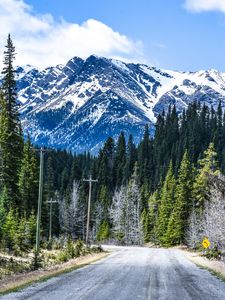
top-left (31, 252), bottom-right (44, 270)
top-left (74, 239), bottom-right (85, 257)
top-left (66, 237), bottom-right (76, 259)
top-left (2, 209), bottom-right (18, 252)
top-left (91, 245), bottom-right (103, 253)
top-left (0, 256), bottom-right (31, 278)
top-left (97, 221), bottom-right (110, 242)
top-left (51, 236), bottom-right (67, 250)
top-left (56, 251), bottom-right (69, 263)
top-left (204, 246), bottom-right (222, 260)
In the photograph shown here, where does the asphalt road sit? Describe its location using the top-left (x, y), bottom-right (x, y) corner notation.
top-left (2, 246), bottom-right (225, 300)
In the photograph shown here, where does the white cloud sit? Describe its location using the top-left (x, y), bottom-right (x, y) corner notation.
top-left (185, 0), bottom-right (225, 13)
top-left (0, 0), bottom-right (144, 68)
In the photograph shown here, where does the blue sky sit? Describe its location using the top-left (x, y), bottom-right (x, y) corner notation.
top-left (1, 0), bottom-right (225, 71)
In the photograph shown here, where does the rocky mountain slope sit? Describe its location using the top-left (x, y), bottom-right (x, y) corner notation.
top-left (14, 55), bottom-right (225, 153)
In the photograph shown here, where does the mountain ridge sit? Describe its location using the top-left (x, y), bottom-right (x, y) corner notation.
top-left (13, 55), bottom-right (225, 153)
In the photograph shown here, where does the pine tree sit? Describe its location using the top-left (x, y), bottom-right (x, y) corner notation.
top-left (98, 137), bottom-right (115, 188)
top-left (148, 190), bottom-right (160, 242)
top-left (156, 162), bottom-right (176, 245)
top-left (193, 143), bottom-right (218, 211)
top-left (165, 152), bottom-right (194, 246)
top-left (141, 208), bottom-right (152, 243)
top-left (95, 185), bottom-right (111, 240)
top-left (15, 214), bottom-right (28, 253)
top-left (0, 35), bottom-right (23, 207)
top-left (27, 211), bottom-right (36, 247)
top-left (96, 220), bottom-right (110, 241)
top-left (0, 187), bottom-right (7, 241)
top-left (124, 134), bottom-right (136, 183)
top-left (2, 208), bottom-right (18, 251)
top-left (18, 137), bottom-right (38, 213)
top-left (138, 125), bottom-right (154, 192)
top-left (114, 132), bottom-right (126, 187)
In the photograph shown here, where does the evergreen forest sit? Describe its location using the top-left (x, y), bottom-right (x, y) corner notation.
top-left (1, 35), bottom-right (225, 259)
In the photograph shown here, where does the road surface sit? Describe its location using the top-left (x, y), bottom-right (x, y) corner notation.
top-left (2, 246), bottom-right (225, 300)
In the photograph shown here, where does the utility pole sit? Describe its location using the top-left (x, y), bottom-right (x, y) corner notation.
top-left (35, 147), bottom-right (50, 258)
top-left (46, 198), bottom-right (58, 241)
top-left (83, 175), bottom-right (98, 246)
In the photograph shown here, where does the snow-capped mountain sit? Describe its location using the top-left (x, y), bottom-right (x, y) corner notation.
top-left (14, 55), bottom-right (225, 153)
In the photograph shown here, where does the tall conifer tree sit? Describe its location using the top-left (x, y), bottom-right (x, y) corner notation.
top-left (0, 34), bottom-right (23, 207)
top-left (193, 143), bottom-right (218, 211)
top-left (18, 137), bottom-right (38, 213)
top-left (156, 162), bottom-right (176, 244)
top-left (165, 152), bottom-right (194, 245)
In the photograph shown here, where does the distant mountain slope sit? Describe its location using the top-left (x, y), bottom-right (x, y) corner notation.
top-left (13, 55), bottom-right (225, 153)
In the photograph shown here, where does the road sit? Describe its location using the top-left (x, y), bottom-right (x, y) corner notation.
top-left (2, 246), bottom-right (225, 300)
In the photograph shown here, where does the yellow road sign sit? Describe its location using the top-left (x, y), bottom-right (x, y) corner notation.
top-left (202, 238), bottom-right (211, 249)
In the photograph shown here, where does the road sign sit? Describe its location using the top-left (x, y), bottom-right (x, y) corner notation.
top-left (202, 238), bottom-right (211, 249)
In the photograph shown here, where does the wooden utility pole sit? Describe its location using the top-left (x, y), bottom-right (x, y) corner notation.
top-left (35, 147), bottom-right (51, 257)
top-left (46, 198), bottom-right (58, 241)
top-left (83, 175), bottom-right (98, 246)
top-left (35, 147), bottom-right (44, 257)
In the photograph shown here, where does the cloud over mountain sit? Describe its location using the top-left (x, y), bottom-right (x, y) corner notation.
top-left (0, 0), bottom-right (144, 68)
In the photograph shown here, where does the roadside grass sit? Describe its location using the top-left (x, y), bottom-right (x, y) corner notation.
top-left (195, 262), bottom-right (225, 283)
top-left (181, 247), bottom-right (225, 284)
top-left (0, 251), bottom-right (108, 296)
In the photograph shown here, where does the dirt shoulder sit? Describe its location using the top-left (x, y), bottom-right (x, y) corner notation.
top-left (0, 252), bottom-right (108, 295)
top-left (182, 249), bottom-right (225, 279)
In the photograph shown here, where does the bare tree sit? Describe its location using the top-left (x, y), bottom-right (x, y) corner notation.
top-left (202, 187), bottom-right (225, 250)
top-left (186, 208), bottom-right (202, 249)
top-left (110, 186), bottom-right (127, 243)
top-left (186, 174), bottom-right (225, 252)
top-left (110, 174), bottom-right (143, 246)
top-left (59, 181), bottom-right (85, 239)
top-left (125, 174), bottom-right (143, 245)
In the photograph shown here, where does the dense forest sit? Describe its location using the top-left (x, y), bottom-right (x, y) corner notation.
top-left (0, 35), bottom-right (225, 257)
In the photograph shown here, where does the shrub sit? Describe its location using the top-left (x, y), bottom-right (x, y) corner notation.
top-left (31, 252), bottom-right (45, 270)
top-left (91, 245), bottom-right (103, 253)
top-left (57, 251), bottom-right (69, 263)
top-left (204, 246), bottom-right (222, 260)
top-left (51, 236), bottom-right (67, 250)
top-left (74, 239), bottom-right (85, 257)
top-left (66, 237), bottom-right (76, 259)
top-left (97, 221), bottom-right (110, 242)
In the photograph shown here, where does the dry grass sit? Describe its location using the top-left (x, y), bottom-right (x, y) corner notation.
top-left (0, 252), bottom-right (108, 295)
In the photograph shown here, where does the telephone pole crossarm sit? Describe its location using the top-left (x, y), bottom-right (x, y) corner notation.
top-left (83, 179), bottom-right (98, 183)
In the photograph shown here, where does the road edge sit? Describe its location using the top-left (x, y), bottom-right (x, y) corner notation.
top-left (0, 252), bottom-right (109, 296)
top-left (182, 249), bottom-right (225, 282)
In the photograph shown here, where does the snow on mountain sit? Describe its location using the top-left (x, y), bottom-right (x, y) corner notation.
top-left (13, 55), bottom-right (225, 154)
